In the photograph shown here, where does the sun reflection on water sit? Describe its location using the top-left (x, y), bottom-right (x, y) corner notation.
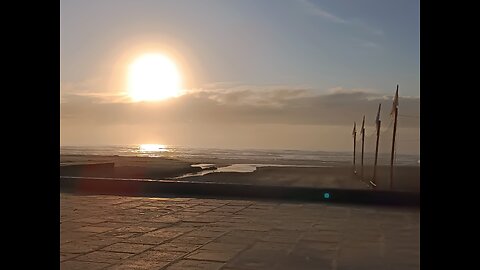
top-left (139, 144), bottom-right (168, 152)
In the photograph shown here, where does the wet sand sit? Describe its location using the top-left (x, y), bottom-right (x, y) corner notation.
top-left (176, 165), bottom-right (419, 192)
top-left (60, 155), bottom-right (419, 192)
top-left (61, 155), bottom-right (202, 179)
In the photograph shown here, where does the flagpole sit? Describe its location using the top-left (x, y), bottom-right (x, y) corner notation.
top-left (353, 122), bottom-right (357, 174)
top-left (361, 115), bottom-right (365, 179)
top-left (390, 85), bottom-right (399, 189)
top-left (371, 103), bottom-right (381, 187)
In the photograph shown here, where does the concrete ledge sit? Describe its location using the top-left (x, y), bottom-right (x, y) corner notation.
top-left (60, 176), bottom-right (419, 207)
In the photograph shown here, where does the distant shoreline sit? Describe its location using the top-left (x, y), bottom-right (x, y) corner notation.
top-left (60, 154), bottom-right (419, 193)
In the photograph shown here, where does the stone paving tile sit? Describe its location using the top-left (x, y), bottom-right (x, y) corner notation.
top-left (61, 231), bottom-right (96, 244)
top-left (274, 245), bottom-right (336, 270)
top-left (261, 229), bottom-right (303, 243)
top-left (61, 241), bottom-right (105, 254)
top-left (186, 249), bottom-right (241, 263)
top-left (200, 242), bottom-right (248, 252)
top-left (248, 241), bottom-right (294, 251)
top-left (60, 253), bottom-right (80, 262)
top-left (177, 222), bottom-right (209, 229)
top-left (60, 260), bottom-right (110, 270)
top-left (102, 216), bottom-right (146, 224)
top-left (303, 238), bottom-right (341, 250)
top-left (79, 236), bottom-right (121, 247)
top-left (73, 217), bottom-right (108, 224)
top-left (61, 194), bottom-right (419, 270)
top-left (136, 205), bottom-right (164, 211)
top-left (211, 206), bottom-right (246, 214)
top-left (184, 229), bottom-right (227, 238)
top-left (121, 235), bottom-right (172, 245)
top-left (152, 242), bottom-right (203, 253)
top-left (75, 226), bottom-right (116, 233)
top-left (301, 231), bottom-right (341, 243)
top-left (336, 248), bottom-right (387, 270)
top-left (147, 216), bottom-right (182, 224)
top-left (223, 249), bottom-right (285, 269)
top-left (165, 259), bottom-right (225, 270)
top-left (198, 202), bottom-right (229, 208)
top-left (137, 222), bottom-right (175, 229)
top-left (107, 259), bottom-right (169, 270)
top-left (150, 226), bottom-right (195, 235)
top-left (102, 243), bottom-right (154, 254)
top-left (225, 241), bottom-right (293, 269)
top-left (199, 225), bottom-right (232, 233)
top-left (61, 221), bottom-right (88, 231)
top-left (180, 216), bottom-right (220, 223)
top-left (211, 222), bottom-right (245, 230)
top-left (183, 206), bottom-right (218, 213)
top-left (109, 225), bottom-right (158, 234)
top-left (226, 201), bottom-right (254, 206)
top-left (213, 230), bottom-right (264, 245)
top-left (170, 235), bottom-right (216, 245)
top-left (140, 229), bottom-right (185, 241)
top-left (99, 231), bottom-right (143, 239)
top-left (75, 250), bottom-right (134, 264)
top-left (186, 242), bottom-right (247, 263)
top-left (129, 250), bottom-right (187, 263)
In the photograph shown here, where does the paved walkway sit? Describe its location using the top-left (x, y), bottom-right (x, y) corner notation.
top-left (60, 194), bottom-right (419, 270)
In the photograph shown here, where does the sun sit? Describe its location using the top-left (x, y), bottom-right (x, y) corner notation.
top-left (127, 53), bottom-right (182, 102)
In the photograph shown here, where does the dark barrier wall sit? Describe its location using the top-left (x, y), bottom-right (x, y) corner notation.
top-left (60, 176), bottom-right (419, 207)
top-left (60, 163), bottom-right (115, 177)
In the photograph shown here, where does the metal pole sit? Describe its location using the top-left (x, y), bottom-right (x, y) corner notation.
top-left (361, 115), bottom-right (365, 179)
top-left (371, 104), bottom-right (381, 187)
top-left (390, 107), bottom-right (398, 189)
top-left (353, 122), bottom-right (357, 174)
top-left (390, 85), bottom-right (399, 190)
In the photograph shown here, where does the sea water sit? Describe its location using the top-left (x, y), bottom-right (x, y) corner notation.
top-left (60, 145), bottom-right (420, 167)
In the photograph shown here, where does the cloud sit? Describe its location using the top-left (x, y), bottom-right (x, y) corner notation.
top-left (297, 0), bottom-right (383, 37)
top-left (61, 85), bottom-right (419, 128)
top-left (60, 77), bottom-right (127, 104)
top-left (62, 92), bottom-right (130, 104)
top-left (297, 0), bottom-right (347, 24)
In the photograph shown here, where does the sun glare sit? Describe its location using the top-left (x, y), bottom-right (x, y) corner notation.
top-left (139, 144), bottom-right (168, 152)
top-left (128, 54), bottom-right (181, 102)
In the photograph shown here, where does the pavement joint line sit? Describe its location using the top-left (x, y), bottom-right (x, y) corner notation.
top-left (158, 228), bottom-right (233, 269)
top-left (60, 253), bottom-right (83, 262)
top-left (105, 224), bottom-right (232, 270)
top-left (72, 251), bottom-right (135, 264)
top-left (99, 209), bottom-right (233, 269)
top-left (61, 259), bottom-right (113, 269)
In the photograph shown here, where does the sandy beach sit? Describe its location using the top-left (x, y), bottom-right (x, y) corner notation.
top-left (60, 154), bottom-right (419, 192)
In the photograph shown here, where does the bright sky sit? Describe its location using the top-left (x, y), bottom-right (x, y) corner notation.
top-left (60, 0), bottom-right (419, 154)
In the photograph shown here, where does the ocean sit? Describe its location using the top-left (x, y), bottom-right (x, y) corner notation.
top-left (60, 145), bottom-right (420, 167)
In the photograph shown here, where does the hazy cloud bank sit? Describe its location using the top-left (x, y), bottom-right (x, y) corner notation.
top-left (61, 86), bottom-right (419, 128)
